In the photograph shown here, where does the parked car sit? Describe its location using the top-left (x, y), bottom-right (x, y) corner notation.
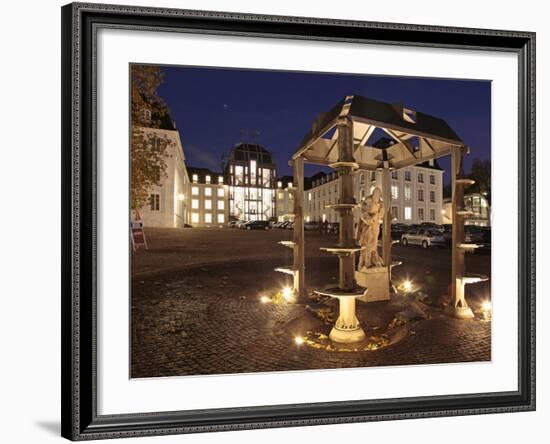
top-left (464, 225), bottom-right (484, 243)
top-left (391, 223), bottom-right (409, 240)
top-left (236, 220), bottom-right (249, 229)
top-left (304, 222), bottom-right (320, 231)
top-left (401, 228), bottom-right (446, 248)
top-left (228, 220), bottom-right (239, 228)
top-left (246, 220), bottom-right (271, 230)
top-left (285, 221), bottom-right (294, 230)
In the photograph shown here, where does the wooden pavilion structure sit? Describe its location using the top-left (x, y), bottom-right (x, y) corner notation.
top-left (276, 95), bottom-right (487, 340)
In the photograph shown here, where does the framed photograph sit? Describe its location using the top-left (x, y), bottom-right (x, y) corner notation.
top-left (61, 2), bottom-right (535, 440)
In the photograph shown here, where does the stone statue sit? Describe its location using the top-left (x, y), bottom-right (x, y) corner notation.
top-left (357, 187), bottom-right (385, 270)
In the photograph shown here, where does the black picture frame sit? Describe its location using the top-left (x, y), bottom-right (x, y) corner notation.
top-left (61, 2), bottom-right (536, 440)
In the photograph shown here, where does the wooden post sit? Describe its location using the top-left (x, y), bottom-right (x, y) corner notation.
top-left (381, 168), bottom-right (392, 270)
top-left (293, 157), bottom-right (305, 300)
top-left (337, 117), bottom-right (356, 291)
top-left (451, 147), bottom-right (465, 305)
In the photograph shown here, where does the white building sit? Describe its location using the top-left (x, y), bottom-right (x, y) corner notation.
top-left (305, 160), bottom-right (444, 225)
top-left (223, 143), bottom-right (276, 222)
top-left (136, 126), bottom-right (190, 228)
top-left (275, 176), bottom-right (295, 222)
top-left (442, 192), bottom-right (491, 226)
top-left (186, 167), bottom-right (229, 227)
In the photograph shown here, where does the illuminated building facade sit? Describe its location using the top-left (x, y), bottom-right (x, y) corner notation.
top-left (305, 160), bottom-right (444, 225)
top-left (223, 143), bottom-right (276, 221)
top-left (186, 167), bottom-right (229, 227)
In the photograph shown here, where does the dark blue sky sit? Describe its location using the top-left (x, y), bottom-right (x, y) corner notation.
top-left (157, 65), bottom-right (491, 185)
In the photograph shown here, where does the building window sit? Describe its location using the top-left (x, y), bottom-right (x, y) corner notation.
top-left (205, 213), bottom-right (212, 224)
top-left (142, 108), bottom-right (152, 122)
top-left (278, 192), bottom-right (284, 199)
top-left (391, 206), bottom-right (398, 219)
top-left (391, 185), bottom-right (399, 200)
top-left (430, 190), bottom-right (435, 202)
top-left (404, 170), bottom-right (411, 181)
top-left (205, 175), bottom-right (211, 184)
top-left (191, 199), bottom-right (199, 209)
top-left (391, 170), bottom-right (398, 180)
top-left (204, 187), bottom-right (212, 197)
top-left (418, 172), bottom-right (424, 183)
top-left (418, 208), bottom-right (425, 221)
top-left (429, 174), bottom-right (435, 185)
top-left (149, 194), bottom-right (160, 211)
top-left (191, 186), bottom-right (199, 196)
top-left (205, 200), bottom-right (212, 210)
top-left (217, 200), bottom-right (224, 210)
top-left (218, 176), bottom-right (223, 184)
top-left (418, 189), bottom-right (424, 201)
top-left (191, 213), bottom-right (199, 223)
top-left (217, 214), bottom-right (225, 224)
top-left (404, 185), bottom-right (411, 201)
top-left (429, 209), bottom-right (436, 221)
top-left (277, 181), bottom-right (282, 188)
top-left (360, 173), bottom-right (365, 184)
top-left (192, 174), bottom-right (198, 183)
top-left (217, 188), bottom-right (224, 197)
top-left (404, 206), bottom-right (412, 220)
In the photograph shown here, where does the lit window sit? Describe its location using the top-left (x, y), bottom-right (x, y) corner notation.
top-left (205, 213), bottom-right (212, 224)
top-left (404, 206), bottom-right (412, 220)
top-left (308, 193), bottom-right (312, 201)
top-left (149, 194), bottom-right (160, 211)
top-left (391, 185), bottom-right (399, 200)
top-left (204, 187), bottom-right (212, 197)
top-left (404, 185), bottom-right (411, 201)
top-left (404, 170), bottom-right (411, 181)
top-left (278, 192), bottom-right (284, 199)
top-left (217, 214), bottom-right (225, 224)
top-left (217, 200), bottom-right (224, 210)
top-left (205, 200), bottom-right (212, 210)
top-left (191, 186), bottom-right (199, 196)
top-left (192, 174), bottom-right (198, 183)
top-left (191, 199), bottom-right (199, 209)
top-left (205, 175), bottom-right (211, 184)
top-left (429, 209), bottom-right (436, 221)
top-left (191, 213), bottom-right (199, 223)
top-left (418, 208), bottom-right (424, 220)
top-left (277, 181), bottom-right (282, 188)
top-left (418, 173), bottom-right (424, 183)
top-left (418, 189), bottom-right (424, 201)
top-left (430, 175), bottom-right (435, 185)
top-left (218, 176), bottom-right (223, 184)
top-left (430, 190), bottom-right (435, 202)
top-left (217, 188), bottom-right (224, 197)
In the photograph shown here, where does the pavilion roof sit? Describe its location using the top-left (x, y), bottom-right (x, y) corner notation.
top-left (292, 95), bottom-right (466, 170)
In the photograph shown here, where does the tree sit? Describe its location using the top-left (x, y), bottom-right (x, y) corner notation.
top-left (130, 65), bottom-right (173, 210)
top-left (467, 158), bottom-right (491, 204)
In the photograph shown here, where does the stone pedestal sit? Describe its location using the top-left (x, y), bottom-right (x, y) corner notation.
top-left (355, 267), bottom-right (390, 302)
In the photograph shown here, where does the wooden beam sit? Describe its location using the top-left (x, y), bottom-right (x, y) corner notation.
top-left (293, 157), bottom-right (306, 301)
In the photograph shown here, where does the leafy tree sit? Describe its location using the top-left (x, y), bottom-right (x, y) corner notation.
top-left (130, 65), bottom-right (173, 210)
top-left (467, 158), bottom-right (491, 204)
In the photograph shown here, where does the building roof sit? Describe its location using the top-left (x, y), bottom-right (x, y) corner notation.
top-left (293, 94), bottom-right (465, 171)
top-left (187, 166), bottom-right (223, 184)
top-left (227, 143), bottom-right (275, 166)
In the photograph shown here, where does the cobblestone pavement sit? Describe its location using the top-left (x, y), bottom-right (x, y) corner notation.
top-left (131, 230), bottom-right (491, 378)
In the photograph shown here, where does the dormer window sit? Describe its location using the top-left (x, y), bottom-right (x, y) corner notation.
top-left (403, 108), bottom-right (416, 124)
top-left (142, 108), bottom-right (152, 123)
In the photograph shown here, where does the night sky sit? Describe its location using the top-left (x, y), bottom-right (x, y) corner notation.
top-left (157, 65), bottom-right (491, 185)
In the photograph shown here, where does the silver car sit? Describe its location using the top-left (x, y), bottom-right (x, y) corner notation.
top-left (401, 228), bottom-right (446, 248)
